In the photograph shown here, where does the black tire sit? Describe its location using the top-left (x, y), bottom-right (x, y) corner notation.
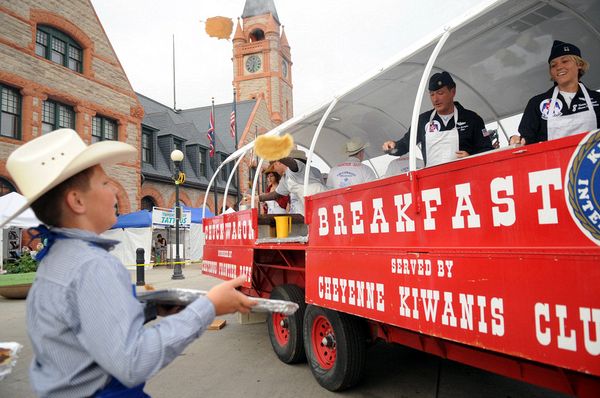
top-left (303, 305), bottom-right (367, 391)
top-left (267, 284), bottom-right (307, 363)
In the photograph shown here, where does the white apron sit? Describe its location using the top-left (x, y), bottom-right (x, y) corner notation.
top-left (547, 83), bottom-right (597, 140)
top-left (287, 180), bottom-right (326, 215)
top-left (425, 107), bottom-right (459, 167)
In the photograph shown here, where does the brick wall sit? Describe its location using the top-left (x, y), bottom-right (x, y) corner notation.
top-left (0, 0), bottom-right (143, 212)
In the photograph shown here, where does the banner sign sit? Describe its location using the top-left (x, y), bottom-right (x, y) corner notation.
top-left (152, 207), bottom-right (191, 228)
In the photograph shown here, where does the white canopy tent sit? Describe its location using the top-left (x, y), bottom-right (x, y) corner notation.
top-left (202, 0), bottom-right (600, 213)
top-left (284, 0), bottom-right (600, 167)
top-left (0, 192), bottom-right (41, 271)
top-left (0, 192), bottom-right (40, 228)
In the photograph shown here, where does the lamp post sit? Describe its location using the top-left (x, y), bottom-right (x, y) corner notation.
top-left (170, 149), bottom-right (185, 280)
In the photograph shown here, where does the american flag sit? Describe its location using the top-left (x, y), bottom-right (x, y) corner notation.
top-left (207, 110), bottom-right (215, 157)
top-left (230, 109), bottom-right (236, 139)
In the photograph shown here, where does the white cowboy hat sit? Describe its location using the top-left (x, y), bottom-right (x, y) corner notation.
top-left (346, 137), bottom-right (369, 156)
top-left (0, 128), bottom-right (136, 228)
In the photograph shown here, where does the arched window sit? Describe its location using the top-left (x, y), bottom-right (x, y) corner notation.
top-left (0, 177), bottom-right (16, 196)
top-left (35, 25), bottom-right (83, 72)
top-left (141, 196), bottom-right (156, 211)
top-left (249, 28), bottom-right (265, 42)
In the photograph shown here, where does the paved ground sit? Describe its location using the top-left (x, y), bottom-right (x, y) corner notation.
top-left (0, 264), bottom-right (571, 398)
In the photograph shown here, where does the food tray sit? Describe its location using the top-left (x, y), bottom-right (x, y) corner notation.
top-left (137, 288), bottom-right (299, 315)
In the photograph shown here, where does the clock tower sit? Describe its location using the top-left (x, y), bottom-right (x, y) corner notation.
top-left (233, 0), bottom-right (293, 124)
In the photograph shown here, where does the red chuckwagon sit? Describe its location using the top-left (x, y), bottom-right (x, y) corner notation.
top-left (201, 0), bottom-right (600, 395)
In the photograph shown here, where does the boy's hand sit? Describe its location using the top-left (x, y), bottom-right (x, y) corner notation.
top-left (206, 276), bottom-right (257, 315)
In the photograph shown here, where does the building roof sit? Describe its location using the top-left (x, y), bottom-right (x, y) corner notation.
top-left (137, 93), bottom-right (257, 190)
top-left (242, 0), bottom-right (279, 24)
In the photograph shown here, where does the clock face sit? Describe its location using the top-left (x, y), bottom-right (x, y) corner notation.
top-left (245, 55), bottom-right (262, 73)
top-left (282, 60), bottom-right (288, 78)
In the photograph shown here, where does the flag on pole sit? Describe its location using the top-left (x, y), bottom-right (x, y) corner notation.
top-left (207, 110), bottom-right (215, 157)
top-left (229, 109), bottom-right (236, 139)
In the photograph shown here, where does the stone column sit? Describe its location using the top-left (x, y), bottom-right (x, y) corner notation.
top-left (19, 87), bottom-right (44, 142)
top-left (74, 105), bottom-right (95, 143)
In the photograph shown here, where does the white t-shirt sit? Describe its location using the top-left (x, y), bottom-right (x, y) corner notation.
top-left (385, 154), bottom-right (425, 177)
top-left (276, 160), bottom-right (326, 215)
top-left (560, 90), bottom-right (577, 108)
top-left (439, 112), bottom-right (454, 127)
top-left (326, 156), bottom-right (376, 189)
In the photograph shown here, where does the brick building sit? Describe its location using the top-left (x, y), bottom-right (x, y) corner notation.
top-left (0, 0), bottom-right (143, 214)
top-left (0, 0), bottom-right (292, 215)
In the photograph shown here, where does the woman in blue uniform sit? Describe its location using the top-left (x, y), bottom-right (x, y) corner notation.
top-left (511, 40), bottom-right (599, 145)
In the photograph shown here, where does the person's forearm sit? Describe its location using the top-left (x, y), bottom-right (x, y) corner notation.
top-left (259, 191), bottom-right (282, 202)
top-left (279, 157), bottom-right (298, 172)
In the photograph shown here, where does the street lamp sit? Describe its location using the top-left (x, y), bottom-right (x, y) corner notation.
top-left (170, 149), bottom-right (185, 280)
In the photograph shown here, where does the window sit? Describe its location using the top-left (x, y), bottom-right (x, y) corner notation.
top-left (0, 177), bottom-right (16, 196)
top-left (199, 148), bottom-right (207, 177)
top-left (141, 196), bottom-right (156, 211)
top-left (220, 154), bottom-right (229, 181)
top-left (92, 115), bottom-right (117, 143)
top-left (174, 139), bottom-right (183, 152)
top-left (141, 129), bottom-right (153, 164)
top-left (42, 100), bottom-right (74, 134)
top-left (249, 29), bottom-right (265, 42)
top-left (36, 25), bottom-right (82, 72)
top-left (0, 85), bottom-right (21, 139)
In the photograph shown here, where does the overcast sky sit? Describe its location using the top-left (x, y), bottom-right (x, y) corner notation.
top-left (91, 0), bottom-right (486, 115)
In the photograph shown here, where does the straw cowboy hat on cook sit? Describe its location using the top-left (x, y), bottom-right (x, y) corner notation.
top-left (0, 128), bottom-right (136, 228)
top-left (345, 137), bottom-right (369, 156)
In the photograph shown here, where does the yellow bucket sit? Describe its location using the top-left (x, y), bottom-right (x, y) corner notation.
top-left (274, 215), bottom-right (292, 238)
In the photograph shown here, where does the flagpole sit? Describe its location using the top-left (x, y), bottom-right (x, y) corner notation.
top-left (212, 97), bottom-right (218, 214)
top-left (233, 87), bottom-right (240, 209)
top-left (172, 34), bottom-right (177, 111)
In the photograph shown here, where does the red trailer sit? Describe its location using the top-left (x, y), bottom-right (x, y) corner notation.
top-left (201, 0), bottom-right (600, 395)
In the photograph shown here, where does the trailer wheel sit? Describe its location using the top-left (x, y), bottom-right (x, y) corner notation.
top-left (267, 284), bottom-right (306, 363)
top-left (303, 305), bottom-right (367, 391)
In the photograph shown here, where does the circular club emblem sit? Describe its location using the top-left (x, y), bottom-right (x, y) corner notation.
top-left (539, 98), bottom-right (563, 119)
top-left (565, 129), bottom-right (600, 245)
top-left (425, 120), bottom-right (441, 133)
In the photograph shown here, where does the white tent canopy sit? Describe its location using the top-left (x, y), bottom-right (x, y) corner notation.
top-left (0, 192), bottom-right (41, 271)
top-left (0, 192), bottom-right (40, 228)
top-left (278, 0), bottom-right (600, 167)
top-left (205, 0), bottom-right (600, 211)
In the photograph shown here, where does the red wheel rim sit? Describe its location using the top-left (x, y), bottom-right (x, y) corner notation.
top-left (272, 312), bottom-right (289, 346)
top-left (311, 315), bottom-right (336, 369)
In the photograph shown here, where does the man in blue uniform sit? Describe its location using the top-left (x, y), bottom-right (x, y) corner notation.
top-left (382, 71), bottom-right (493, 166)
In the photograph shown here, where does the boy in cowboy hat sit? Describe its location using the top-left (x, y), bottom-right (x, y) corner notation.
top-left (0, 129), bottom-right (255, 397)
top-left (326, 137), bottom-right (376, 189)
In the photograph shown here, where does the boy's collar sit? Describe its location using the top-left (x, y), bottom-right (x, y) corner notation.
top-left (52, 227), bottom-right (120, 250)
